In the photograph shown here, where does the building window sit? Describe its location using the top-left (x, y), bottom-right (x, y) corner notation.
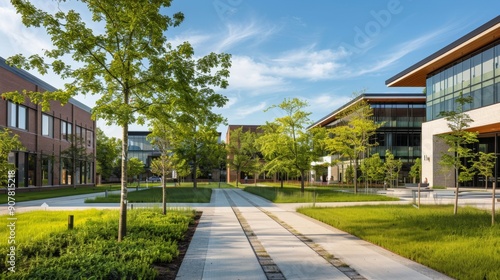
top-left (86, 129), bottom-right (93, 148)
top-left (41, 156), bottom-right (53, 186)
top-left (61, 120), bottom-right (73, 141)
top-left (7, 101), bottom-right (28, 130)
top-left (42, 114), bottom-right (53, 138)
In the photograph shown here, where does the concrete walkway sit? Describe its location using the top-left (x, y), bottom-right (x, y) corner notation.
top-left (176, 189), bottom-right (453, 280)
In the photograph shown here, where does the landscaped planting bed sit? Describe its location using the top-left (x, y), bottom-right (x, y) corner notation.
top-left (1, 208), bottom-right (196, 279)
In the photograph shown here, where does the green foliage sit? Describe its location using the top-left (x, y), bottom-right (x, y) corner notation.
top-left (0, 209), bottom-right (194, 279)
top-left (408, 158), bottom-right (422, 183)
top-left (127, 157), bottom-right (145, 179)
top-left (86, 186), bottom-right (212, 203)
top-left (299, 205), bottom-right (500, 280)
top-left (0, 128), bottom-right (24, 185)
top-left (325, 99), bottom-right (382, 193)
top-left (360, 153), bottom-right (385, 184)
top-left (227, 127), bottom-right (260, 186)
top-left (96, 128), bottom-right (121, 180)
top-left (244, 186), bottom-right (398, 203)
top-left (384, 150), bottom-right (402, 188)
top-left (471, 152), bottom-right (496, 189)
top-left (345, 165), bottom-right (354, 184)
top-left (438, 93), bottom-right (478, 214)
top-left (258, 98), bottom-right (319, 192)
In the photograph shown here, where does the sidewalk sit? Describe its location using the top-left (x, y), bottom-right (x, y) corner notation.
top-left (176, 189), bottom-right (453, 280)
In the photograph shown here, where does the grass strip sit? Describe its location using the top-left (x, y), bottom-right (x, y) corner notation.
top-left (85, 186), bottom-right (212, 203)
top-left (244, 186), bottom-right (398, 203)
top-left (298, 205), bottom-right (500, 280)
top-left (0, 185), bottom-right (122, 203)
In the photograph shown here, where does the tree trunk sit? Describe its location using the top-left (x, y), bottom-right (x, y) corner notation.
top-left (492, 182), bottom-right (496, 226)
top-left (353, 159), bottom-right (358, 194)
top-left (192, 155), bottom-right (197, 189)
top-left (118, 123), bottom-right (129, 242)
top-left (300, 170), bottom-right (305, 193)
top-left (454, 169), bottom-right (459, 215)
top-left (162, 163), bottom-right (166, 215)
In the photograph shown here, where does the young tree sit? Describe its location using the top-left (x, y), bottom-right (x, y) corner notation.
top-left (325, 100), bottom-right (381, 193)
top-left (384, 150), bottom-right (402, 188)
top-left (360, 153), bottom-right (385, 187)
top-left (0, 128), bottom-right (24, 186)
top-left (438, 94), bottom-right (478, 215)
top-left (5, 0), bottom-right (230, 241)
top-left (227, 127), bottom-right (259, 187)
top-left (408, 158), bottom-right (422, 184)
top-left (471, 152), bottom-right (496, 189)
top-left (127, 158), bottom-right (145, 185)
top-left (258, 98), bottom-right (318, 193)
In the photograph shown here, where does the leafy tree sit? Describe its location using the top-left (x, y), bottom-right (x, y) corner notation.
top-left (5, 0), bottom-right (230, 241)
top-left (227, 127), bottom-right (260, 186)
top-left (127, 158), bottom-right (145, 184)
top-left (408, 158), bottom-right (422, 184)
top-left (96, 129), bottom-right (121, 181)
top-left (471, 152), bottom-right (496, 189)
top-left (384, 150), bottom-right (402, 188)
top-left (360, 153), bottom-right (385, 187)
top-left (258, 98), bottom-right (318, 193)
top-left (345, 165), bottom-right (354, 184)
top-left (438, 93), bottom-right (478, 215)
top-left (148, 124), bottom-right (175, 214)
top-left (0, 128), bottom-right (24, 186)
top-left (257, 122), bottom-right (288, 188)
top-left (325, 100), bottom-right (381, 193)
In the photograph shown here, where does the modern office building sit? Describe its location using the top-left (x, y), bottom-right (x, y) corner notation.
top-left (1, 56), bottom-right (96, 188)
top-left (309, 93), bottom-right (426, 184)
top-left (386, 16), bottom-right (500, 188)
top-left (128, 130), bottom-right (223, 181)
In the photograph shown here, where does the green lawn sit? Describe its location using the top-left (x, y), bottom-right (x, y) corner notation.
top-left (86, 185), bottom-right (213, 203)
top-left (243, 186), bottom-right (399, 203)
top-left (0, 185), bottom-right (121, 203)
top-left (0, 208), bottom-right (194, 279)
top-left (298, 205), bottom-right (500, 280)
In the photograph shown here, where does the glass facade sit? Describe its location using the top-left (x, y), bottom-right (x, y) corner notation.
top-left (128, 132), bottom-right (160, 169)
top-left (427, 40), bottom-right (500, 120)
top-left (371, 103), bottom-right (425, 162)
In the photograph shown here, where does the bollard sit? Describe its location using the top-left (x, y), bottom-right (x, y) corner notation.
top-left (68, 215), bottom-right (74, 230)
top-left (105, 189), bottom-right (108, 198)
top-left (131, 204), bottom-right (133, 210)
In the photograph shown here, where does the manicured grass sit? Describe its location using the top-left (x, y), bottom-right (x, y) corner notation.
top-left (243, 186), bottom-right (399, 203)
top-left (0, 185), bottom-right (122, 203)
top-left (0, 208), bottom-right (195, 279)
top-left (298, 205), bottom-right (500, 279)
top-left (85, 186), bottom-right (213, 203)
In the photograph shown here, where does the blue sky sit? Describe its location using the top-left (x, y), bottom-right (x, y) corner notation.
top-left (1, 0), bottom-right (499, 138)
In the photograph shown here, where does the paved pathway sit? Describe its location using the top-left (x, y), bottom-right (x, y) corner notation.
top-left (176, 189), bottom-right (453, 280)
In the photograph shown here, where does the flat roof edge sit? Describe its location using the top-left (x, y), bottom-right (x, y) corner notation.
top-left (386, 15), bottom-right (500, 87)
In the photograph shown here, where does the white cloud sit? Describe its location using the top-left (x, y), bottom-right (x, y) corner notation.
top-left (214, 20), bottom-right (280, 52)
top-left (227, 55), bottom-right (287, 93)
top-left (232, 101), bottom-right (267, 119)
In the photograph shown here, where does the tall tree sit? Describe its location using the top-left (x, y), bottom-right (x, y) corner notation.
top-left (325, 100), bottom-right (381, 193)
top-left (0, 128), bottom-right (24, 186)
top-left (60, 134), bottom-right (94, 189)
top-left (438, 93), bottom-right (478, 215)
top-left (227, 127), bottom-right (260, 187)
top-left (470, 151), bottom-right (497, 225)
top-left (258, 98), bottom-right (317, 193)
top-left (5, 0), bottom-right (230, 241)
top-left (127, 157), bottom-right (145, 185)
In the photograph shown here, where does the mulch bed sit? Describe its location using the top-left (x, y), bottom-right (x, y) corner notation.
top-left (154, 211), bottom-right (202, 279)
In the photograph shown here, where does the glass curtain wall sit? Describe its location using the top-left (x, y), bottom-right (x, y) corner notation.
top-left (427, 40), bottom-right (500, 121)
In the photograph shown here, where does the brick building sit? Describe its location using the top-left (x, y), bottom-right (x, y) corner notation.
top-left (1, 56), bottom-right (96, 188)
